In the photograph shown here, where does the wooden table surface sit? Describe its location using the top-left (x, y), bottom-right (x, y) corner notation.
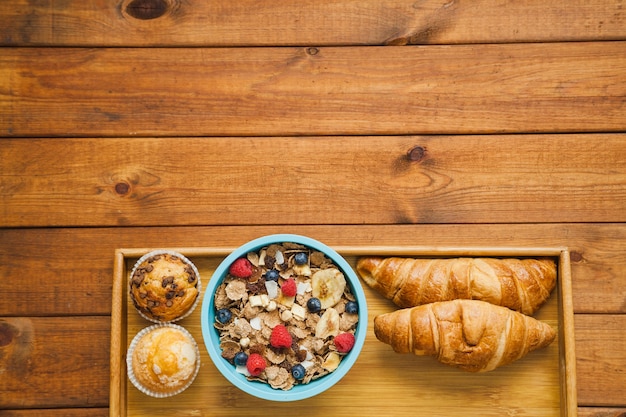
top-left (0, 1), bottom-right (625, 416)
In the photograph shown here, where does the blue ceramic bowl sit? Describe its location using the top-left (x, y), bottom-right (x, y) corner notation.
top-left (201, 234), bottom-right (367, 401)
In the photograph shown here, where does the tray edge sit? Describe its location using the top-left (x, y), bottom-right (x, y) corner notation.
top-left (109, 245), bottom-right (576, 417)
top-left (558, 250), bottom-right (578, 417)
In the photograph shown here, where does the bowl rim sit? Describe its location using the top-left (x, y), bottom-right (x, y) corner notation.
top-left (200, 233), bottom-right (368, 402)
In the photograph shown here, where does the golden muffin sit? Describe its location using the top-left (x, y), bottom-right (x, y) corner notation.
top-left (130, 251), bottom-right (200, 322)
top-left (127, 324), bottom-right (200, 397)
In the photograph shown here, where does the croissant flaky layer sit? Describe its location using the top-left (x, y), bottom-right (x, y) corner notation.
top-left (356, 257), bottom-right (557, 315)
top-left (374, 300), bottom-right (556, 372)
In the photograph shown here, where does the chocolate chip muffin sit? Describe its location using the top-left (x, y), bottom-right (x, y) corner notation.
top-left (130, 251), bottom-right (200, 322)
top-left (127, 323), bottom-right (200, 397)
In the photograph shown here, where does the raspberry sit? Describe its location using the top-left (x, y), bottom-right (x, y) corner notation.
top-left (281, 278), bottom-right (297, 297)
top-left (270, 324), bottom-right (292, 349)
top-left (334, 332), bottom-right (355, 353)
top-left (229, 258), bottom-right (254, 278)
top-left (246, 353), bottom-right (266, 376)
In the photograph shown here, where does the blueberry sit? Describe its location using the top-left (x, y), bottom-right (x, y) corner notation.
top-left (307, 297), bottom-right (322, 313)
top-left (216, 308), bottom-right (232, 324)
top-left (234, 351), bottom-right (248, 367)
top-left (291, 364), bottom-right (306, 380)
top-left (345, 301), bottom-right (358, 314)
top-left (294, 252), bottom-right (308, 265)
top-left (265, 269), bottom-right (280, 282)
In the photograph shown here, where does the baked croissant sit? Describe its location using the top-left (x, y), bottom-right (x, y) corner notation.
top-left (356, 257), bottom-right (556, 315)
top-left (374, 299), bottom-right (556, 372)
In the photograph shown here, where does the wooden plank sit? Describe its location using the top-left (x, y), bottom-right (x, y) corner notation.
top-left (2, 135), bottom-right (626, 227)
top-left (0, 409), bottom-right (108, 417)
top-left (0, 314), bottom-right (623, 409)
top-left (4, 408), bottom-right (626, 417)
top-left (0, 0), bottom-right (624, 47)
top-left (0, 317), bottom-right (110, 409)
top-left (1, 43), bottom-right (625, 137)
top-left (575, 315), bottom-right (626, 407)
top-left (1, 224), bottom-right (625, 316)
top-left (578, 408), bottom-right (626, 417)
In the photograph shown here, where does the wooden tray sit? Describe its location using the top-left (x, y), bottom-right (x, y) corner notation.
top-left (110, 246), bottom-right (577, 417)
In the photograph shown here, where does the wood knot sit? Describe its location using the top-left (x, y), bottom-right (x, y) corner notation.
top-left (407, 146), bottom-right (427, 162)
top-left (115, 181), bottom-right (131, 196)
top-left (0, 321), bottom-right (18, 347)
top-left (306, 47), bottom-right (319, 56)
top-left (569, 251), bottom-right (583, 262)
top-left (125, 0), bottom-right (169, 20)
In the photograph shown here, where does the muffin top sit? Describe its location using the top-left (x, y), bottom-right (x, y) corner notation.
top-left (130, 252), bottom-right (199, 322)
top-left (129, 325), bottom-right (199, 395)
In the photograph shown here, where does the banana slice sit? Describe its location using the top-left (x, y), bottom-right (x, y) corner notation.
top-left (276, 292), bottom-right (295, 308)
top-left (311, 268), bottom-right (346, 309)
top-left (315, 307), bottom-right (340, 339)
top-left (293, 264), bottom-right (311, 277)
top-left (322, 352), bottom-right (342, 372)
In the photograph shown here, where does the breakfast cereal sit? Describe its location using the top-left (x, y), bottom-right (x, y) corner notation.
top-left (213, 242), bottom-right (359, 390)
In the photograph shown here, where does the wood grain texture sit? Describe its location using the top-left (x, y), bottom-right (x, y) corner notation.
top-left (575, 315), bottom-right (626, 407)
top-left (579, 408), bottom-right (626, 417)
top-left (0, 317), bottom-right (110, 409)
top-left (0, 406), bottom-right (623, 417)
top-left (2, 0), bottom-right (625, 414)
top-left (2, 135), bottom-right (626, 227)
top-left (0, 410), bottom-right (109, 417)
top-left (1, 224), bottom-right (625, 316)
top-left (0, 314), bottom-right (623, 409)
top-left (0, 0), bottom-right (624, 46)
top-left (2, 43), bottom-right (625, 137)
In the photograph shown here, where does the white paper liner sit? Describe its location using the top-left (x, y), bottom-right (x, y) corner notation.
top-left (129, 250), bottom-right (202, 323)
top-left (126, 323), bottom-right (201, 398)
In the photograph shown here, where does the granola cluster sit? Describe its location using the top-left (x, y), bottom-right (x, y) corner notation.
top-left (213, 242), bottom-right (359, 390)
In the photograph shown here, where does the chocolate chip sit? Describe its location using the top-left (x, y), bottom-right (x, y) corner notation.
top-left (139, 292), bottom-right (148, 299)
top-left (145, 264), bottom-right (153, 273)
top-left (166, 300), bottom-right (173, 307)
top-left (166, 291), bottom-right (175, 299)
top-left (187, 274), bottom-right (196, 283)
top-left (132, 272), bottom-right (145, 287)
top-left (176, 290), bottom-right (185, 297)
top-left (162, 276), bottom-right (174, 287)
